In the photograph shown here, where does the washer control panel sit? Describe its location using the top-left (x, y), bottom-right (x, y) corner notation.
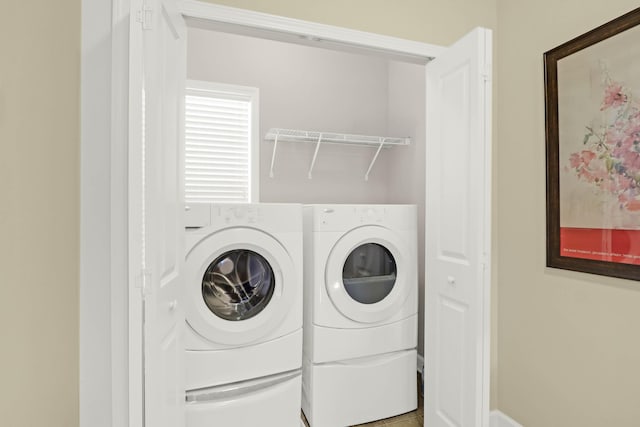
top-left (214, 205), bottom-right (262, 225)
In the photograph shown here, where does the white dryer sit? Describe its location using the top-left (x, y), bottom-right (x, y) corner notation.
top-left (302, 204), bottom-right (418, 427)
top-left (183, 203), bottom-right (303, 427)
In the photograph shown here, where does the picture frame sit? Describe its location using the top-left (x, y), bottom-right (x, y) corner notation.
top-left (545, 7), bottom-right (640, 281)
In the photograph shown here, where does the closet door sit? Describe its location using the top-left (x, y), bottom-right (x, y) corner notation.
top-left (129, 0), bottom-right (187, 426)
top-left (424, 28), bottom-right (492, 427)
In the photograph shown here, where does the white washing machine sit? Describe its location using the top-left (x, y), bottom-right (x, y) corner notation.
top-left (183, 203), bottom-right (303, 427)
top-left (302, 204), bottom-right (418, 427)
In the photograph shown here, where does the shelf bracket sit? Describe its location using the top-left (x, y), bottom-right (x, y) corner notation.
top-left (307, 133), bottom-right (323, 179)
top-left (364, 138), bottom-right (386, 181)
top-left (269, 133), bottom-right (279, 178)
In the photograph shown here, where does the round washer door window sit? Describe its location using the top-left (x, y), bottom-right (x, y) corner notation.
top-left (185, 227), bottom-right (297, 346)
top-left (342, 243), bottom-right (396, 304)
top-left (202, 249), bottom-right (275, 321)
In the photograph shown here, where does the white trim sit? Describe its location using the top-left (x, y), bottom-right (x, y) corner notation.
top-left (481, 29), bottom-right (494, 427)
top-left (111, 1), bottom-right (135, 426)
top-left (80, 0), bottom-right (113, 425)
top-left (177, 0), bottom-right (446, 61)
top-left (490, 411), bottom-right (523, 427)
top-left (126, 0), bottom-right (144, 426)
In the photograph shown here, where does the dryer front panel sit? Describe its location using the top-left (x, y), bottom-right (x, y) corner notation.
top-left (185, 227), bottom-right (299, 346)
top-left (325, 225), bottom-right (414, 324)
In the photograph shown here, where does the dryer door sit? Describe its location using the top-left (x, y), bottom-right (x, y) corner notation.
top-left (185, 227), bottom-right (297, 346)
top-left (325, 225), bottom-right (413, 323)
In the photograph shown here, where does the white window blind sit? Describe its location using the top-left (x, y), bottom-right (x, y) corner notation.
top-left (185, 81), bottom-right (258, 203)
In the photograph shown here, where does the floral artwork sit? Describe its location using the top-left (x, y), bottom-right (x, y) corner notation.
top-left (566, 73), bottom-right (640, 213)
top-left (545, 6), bottom-right (640, 280)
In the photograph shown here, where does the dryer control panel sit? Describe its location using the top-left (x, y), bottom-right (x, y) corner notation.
top-left (355, 206), bottom-right (386, 223)
top-left (305, 204), bottom-right (417, 232)
top-left (309, 205), bottom-right (387, 231)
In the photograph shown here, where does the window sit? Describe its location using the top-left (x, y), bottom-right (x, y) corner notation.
top-left (185, 80), bottom-right (259, 203)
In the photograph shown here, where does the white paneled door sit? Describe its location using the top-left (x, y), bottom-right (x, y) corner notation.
top-left (424, 28), bottom-right (492, 427)
top-left (129, 0), bottom-right (187, 426)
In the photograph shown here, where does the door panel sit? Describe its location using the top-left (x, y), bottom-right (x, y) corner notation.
top-left (437, 296), bottom-right (466, 424)
top-left (425, 27), bottom-right (492, 427)
top-left (130, 0), bottom-right (187, 426)
top-left (438, 64), bottom-right (471, 264)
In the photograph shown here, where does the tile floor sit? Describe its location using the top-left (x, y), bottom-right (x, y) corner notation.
top-left (302, 374), bottom-right (423, 427)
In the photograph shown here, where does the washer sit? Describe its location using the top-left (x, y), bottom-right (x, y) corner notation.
top-left (302, 204), bottom-right (418, 427)
top-left (183, 203), bottom-right (303, 427)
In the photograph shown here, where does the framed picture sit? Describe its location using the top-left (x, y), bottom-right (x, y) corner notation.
top-left (545, 7), bottom-right (640, 281)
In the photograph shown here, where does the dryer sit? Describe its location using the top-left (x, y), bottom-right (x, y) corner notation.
top-left (302, 204), bottom-right (418, 427)
top-left (183, 203), bottom-right (303, 427)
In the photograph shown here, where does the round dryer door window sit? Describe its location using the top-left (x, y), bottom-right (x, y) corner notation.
top-left (325, 225), bottom-right (413, 324)
top-left (342, 243), bottom-right (396, 304)
top-left (202, 249), bottom-right (275, 321)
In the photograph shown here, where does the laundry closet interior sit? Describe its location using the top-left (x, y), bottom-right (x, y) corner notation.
top-left (137, 1), bottom-right (490, 426)
top-left (185, 16), bottom-right (427, 421)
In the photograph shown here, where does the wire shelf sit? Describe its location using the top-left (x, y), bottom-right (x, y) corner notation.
top-left (264, 128), bottom-right (411, 180)
top-left (264, 128), bottom-right (410, 147)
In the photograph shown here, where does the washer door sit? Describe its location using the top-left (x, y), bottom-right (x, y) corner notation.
top-left (202, 249), bottom-right (275, 321)
top-left (186, 227), bottom-right (297, 346)
top-left (325, 225), bottom-right (412, 323)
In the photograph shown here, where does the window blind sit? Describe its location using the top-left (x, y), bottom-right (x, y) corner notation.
top-left (185, 82), bottom-right (256, 203)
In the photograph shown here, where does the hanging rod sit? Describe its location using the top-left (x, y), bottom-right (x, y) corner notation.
top-left (264, 128), bottom-right (410, 180)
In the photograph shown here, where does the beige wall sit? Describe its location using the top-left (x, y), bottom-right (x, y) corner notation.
top-left (0, 2), bottom-right (80, 427)
top-left (497, 1), bottom-right (640, 425)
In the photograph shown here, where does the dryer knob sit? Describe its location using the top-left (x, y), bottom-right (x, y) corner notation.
top-left (168, 300), bottom-right (178, 311)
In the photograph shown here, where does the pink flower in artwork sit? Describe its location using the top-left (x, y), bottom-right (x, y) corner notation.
top-left (623, 151), bottom-right (640, 170)
top-left (617, 175), bottom-right (633, 191)
top-left (626, 199), bottom-right (640, 211)
top-left (568, 75), bottom-right (640, 213)
top-left (569, 150), bottom-right (596, 168)
top-left (600, 82), bottom-right (627, 110)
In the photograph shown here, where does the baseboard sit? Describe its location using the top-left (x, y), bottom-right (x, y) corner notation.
top-left (490, 410), bottom-right (523, 427)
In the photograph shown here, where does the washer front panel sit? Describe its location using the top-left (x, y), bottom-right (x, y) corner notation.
top-left (325, 225), bottom-right (411, 323)
top-left (186, 227), bottom-right (296, 346)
